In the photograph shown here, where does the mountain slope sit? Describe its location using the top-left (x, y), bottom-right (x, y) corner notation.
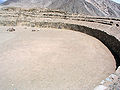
top-left (48, 0), bottom-right (104, 16)
top-left (86, 0), bottom-right (120, 17)
top-left (1, 0), bottom-right (120, 17)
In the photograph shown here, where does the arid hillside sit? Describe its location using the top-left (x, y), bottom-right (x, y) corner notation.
top-left (1, 0), bottom-right (120, 17)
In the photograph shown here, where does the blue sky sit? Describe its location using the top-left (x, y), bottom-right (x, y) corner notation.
top-left (112, 0), bottom-right (120, 3)
top-left (0, 0), bottom-right (7, 3)
top-left (0, 0), bottom-right (120, 4)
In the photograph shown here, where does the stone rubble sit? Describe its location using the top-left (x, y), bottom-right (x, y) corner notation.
top-left (94, 66), bottom-right (120, 90)
top-left (6, 28), bottom-right (15, 32)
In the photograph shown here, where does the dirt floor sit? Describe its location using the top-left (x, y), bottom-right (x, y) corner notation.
top-left (0, 27), bottom-right (116, 90)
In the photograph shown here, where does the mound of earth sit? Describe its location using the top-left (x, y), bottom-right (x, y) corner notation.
top-left (0, 28), bottom-right (116, 90)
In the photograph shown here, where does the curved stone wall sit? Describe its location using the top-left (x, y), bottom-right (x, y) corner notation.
top-left (1, 20), bottom-right (120, 68)
top-left (0, 7), bottom-right (119, 89)
top-left (22, 22), bottom-right (120, 68)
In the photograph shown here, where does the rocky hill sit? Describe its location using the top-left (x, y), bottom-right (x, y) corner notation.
top-left (1, 0), bottom-right (120, 17)
top-left (87, 0), bottom-right (120, 17)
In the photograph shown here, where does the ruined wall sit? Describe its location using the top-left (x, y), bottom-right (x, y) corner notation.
top-left (0, 20), bottom-right (120, 68)
top-left (0, 7), bottom-right (120, 89)
top-left (0, 7), bottom-right (120, 68)
top-left (21, 22), bottom-right (120, 68)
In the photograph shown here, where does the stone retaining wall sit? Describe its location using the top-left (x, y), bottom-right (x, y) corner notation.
top-left (2, 21), bottom-right (119, 68)
top-left (0, 7), bottom-right (120, 89)
top-left (95, 66), bottom-right (120, 90)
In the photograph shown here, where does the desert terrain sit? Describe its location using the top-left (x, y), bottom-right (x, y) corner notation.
top-left (0, 27), bottom-right (116, 90)
top-left (0, 7), bottom-right (119, 90)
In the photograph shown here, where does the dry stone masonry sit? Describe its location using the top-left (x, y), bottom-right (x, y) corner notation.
top-left (0, 7), bottom-right (120, 90)
top-left (95, 66), bottom-right (120, 90)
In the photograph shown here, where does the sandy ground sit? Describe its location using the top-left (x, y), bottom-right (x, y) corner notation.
top-left (0, 27), bottom-right (116, 90)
